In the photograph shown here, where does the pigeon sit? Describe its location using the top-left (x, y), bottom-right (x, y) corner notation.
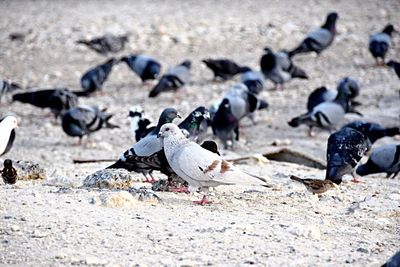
top-left (211, 98), bottom-right (240, 149)
top-left (260, 48), bottom-right (308, 90)
top-left (307, 77), bottom-right (361, 115)
top-left (326, 126), bottom-right (371, 184)
top-left (0, 80), bottom-right (22, 102)
top-left (106, 108), bottom-right (180, 182)
top-left (288, 12), bottom-right (338, 57)
top-left (128, 107), bottom-right (155, 142)
top-left (178, 106), bottom-right (210, 143)
top-left (240, 67), bottom-right (265, 95)
top-left (202, 58), bottom-right (247, 80)
top-left (1, 159), bottom-right (17, 185)
top-left (369, 24), bottom-right (396, 66)
top-left (12, 88), bottom-right (78, 118)
top-left (76, 33), bottom-right (128, 55)
top-left (386, 60), bottom-right (400, 79)
top-left (0, 115), bottom-right (18, 156)
top-left (149, 60), bottom-right (191, 97)
top-left (382, 250), bottom-right (400, 267)
top-left (80, 58), bottom-right (117, 96)
top-left (120, 55), bottom-right (161, 82)
top-left (344, 121), bottom-right (399, 144)
top-left (158, 123), bottom-right (270, 205)
top-left (290, 175), bottom-right (338, 194)
top-left (356, 144), bottom-right (400, 178)
top-left (61, 105), bottom-right (118, 144)
top-left (288, 83), bottom-right (352, 136)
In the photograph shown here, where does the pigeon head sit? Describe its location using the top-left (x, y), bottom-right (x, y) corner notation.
top-left (337, 77), bottom-right (360, 99)
top-left (180, 60), bottom-right (192, 69)
top-left (382, 24), bottom-right (395, 36)
top-left (158, 123), bottom-right (185, 139)
top-left (194, 106), bottom-right (210, 120)
top-left (1, 115), bottom-right (18, 130)
top-left (128, 106), bottom-right (144, 118)
top-left (323, 12), bottom-right (338, 31)
top-left (386, 60), bottom-right (398, 68)
top-left (120, 55), bottom-right (136, 63)
top-left (3, 159), bottom-right (13, 168)
top-left (157, 108), bottom-right (181, 128)
top-left (239, 66), bottom-right (252, 73)
top-left (217, 99), bottom-right (232, 113)
top-left (263, 47), bottom-right (273, 54)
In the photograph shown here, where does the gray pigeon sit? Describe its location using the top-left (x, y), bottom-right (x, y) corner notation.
top-left (0, 115), bottom-right (18, 156)
top-left (76, 33), bottom-right (128, 55)
top-left (289, 12), bottom-right (338, 57)
top-left (240, 67), bottom-right (265, 95)
top-left (260, 48), bottom-right (308, 90)
top-left (158, 123), bottom-right (270, 205)
top-left (79, 58), bottom-right (117, 96)
top-left (369, 24), bottom-right (396, 66)
top-left (356, 144), bottom-right (400, 178)
top-left (120, 55), bottom-right (161, 82)
top-left (149, 60), bottom-right (191, 97)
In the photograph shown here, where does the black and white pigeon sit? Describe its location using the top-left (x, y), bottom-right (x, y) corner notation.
top-left (386, 60), bottom-right (400, 79)
top-left (128, 106), bottom-right (155, 142)
top-left (326, 126), bottom-right (371, 184)
top-left (178, 106), bottom-right (210, 143)
top-left (289, 12), bottom-right (338, 57)
top-left (344, 121), bottom-right (400, 144)
top-left (240, 67), bottom-right (265, 95)
top-left (211, 98), bottom-right (240, 149)
top-left (80, 58), bottom-right (117, 96)
top-left (0, 80), bottom-right (22, 102)
top-left (12, 88), bottom-right (78, 118)
top-left (307, 77), bottom-right (361, 115)
top-left (356, 144), bottom-right (400, 178)
top-left (0, 115), bottom-right (18, 156)
top-left (106, 108), bottom-right (180, 182)
top-left (369, 24), bottom-right (396, 66)
top-left (120, 55), bottom-right (161, 82)
top-left (202, 58), bottom-right (247, 81)
top-left (149, 60), bottom-right (191, 98)
top-left (61, 105), bottom-right (118, 144)
top-left (1, 159), bottom-right (17, 185)
top-left (260, 48), bottom-right (308, 90)
top-left (288, 83), bottom-right (352, 136)
top-left (76, 33), bottom-right (129, 55)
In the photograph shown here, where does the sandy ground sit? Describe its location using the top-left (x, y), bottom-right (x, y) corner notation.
top-left (1, 0), bottom-right (400, 266)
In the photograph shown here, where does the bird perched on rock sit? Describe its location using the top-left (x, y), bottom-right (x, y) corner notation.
top-left (288, 83), bottom-right (352, 136)
top-left (1, 159), bottom-right (17, 184)
top-left (260, 48), bottom-right (308, 90)
top-left (386, 60), bottom-right (400, 79)
top-left (356, 144), bottom-right (400, 178)
top-left (178, 106), bottom-right (210, 143)
top-left (1, 80), bottom-right (22, 102)
top-left (120, 55), bottom-right (161, 83)
top-left (290, 175), bottom-right (338, 195)
top-left (326, 126), bottom-right (371, 184)
top-left (149, 60), bottom-right (191, 97)
top-left (158, 123), bottom-right (270, 205)
top-left (0, 115), bottom-right (18, 156)
top-left (240, 67), bottom-right (265, 95)
top-left (128, 106), bottom-right (155, 142)
top-left (107, 108), bottom-right (180, 182)
top-left (61, 105), bottom-right (118, 144)
top-left (211, 98), bottom-right (239, 149)
top-left (12, 88), bottom-right (78, 118)
top-left (80, 58), bottom-right (117, 96)
top-left (344, 121), bottom-right (399, 144)
top-left (369, 24), bottom-right (396, 66)
top-left (289, 12), bottom-right (338, 57)
top-left (202, 58), bottom-right (247, 81)
top-left (76, 33), bottom-right (129, 55)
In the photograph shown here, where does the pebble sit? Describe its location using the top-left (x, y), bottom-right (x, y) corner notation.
top-left (92, 191), bottom-right (138, 208)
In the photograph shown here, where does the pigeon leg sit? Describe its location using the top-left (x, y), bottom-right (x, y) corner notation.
top-left (193, 195), bottom-right (212, 205)
top-left (169, 186), bottom-right (190, 193)
top-left (275, 84), bottom-right (284, 91)
top-left (308, 126), bottom-right (314, 137)
top-left (143, 172), bottom-right (157, 184)
top-left (351, 173), bottom-right (362, 183)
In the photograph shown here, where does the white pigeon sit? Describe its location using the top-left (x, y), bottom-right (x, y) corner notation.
top-left (0, 115), bottom-right (18, 156)
top-left (158, 123), bottom-right (270, 205)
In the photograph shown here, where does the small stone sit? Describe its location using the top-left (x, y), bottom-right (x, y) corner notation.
top-left (10, 225), bottom-right (20, 232)
top-left (356, 247), bottom-right (369, 253)
top-left (83, 169), bottom-right (141, 189)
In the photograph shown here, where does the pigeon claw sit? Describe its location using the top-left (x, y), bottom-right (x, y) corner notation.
top-left (193, 195), bottom-right (212, 205)
top-left (169, 186), bottom-right (190, 194)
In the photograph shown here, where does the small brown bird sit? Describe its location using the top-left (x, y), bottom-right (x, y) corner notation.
top-left (1, 159), bottom-right (17, 185)
top-left (290, 175), bottom-right (338, 194)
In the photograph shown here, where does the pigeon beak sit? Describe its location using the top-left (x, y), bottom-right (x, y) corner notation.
top-left (157, 132), bottom-right (163, 138)
top-left (177, 113), bottom-right (182, 119)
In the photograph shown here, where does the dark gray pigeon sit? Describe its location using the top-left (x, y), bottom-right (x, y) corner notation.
top-left (76, 33), bottom-right (128, 55)
top-left (326, 126), bottom-right (371, 184)
top-left (369, 24), bottom-right (396, 66)
top-left (106, 108), bottom-right (180, 182)
top-left (12, 88), bottom-right (78, 118)
top-left (120, 55), bottom-right (161, 82)
top-left (1, 159), bottom-right (17, 185)
top-left (386, 60), bottom-right (400, 79)
top-left (61, 105), bottom-right (118, 144)
top-left (240, 67), bottom-right (265, 95)
top-left (0, 115), bottom-right (18, 156)
top-left (289, 12), bottom-right (338, 57)
top-left (79, 58), bottom-right (117, 96)
top-left (344, 121), bottom-right (399, 144)
top-left (202, 58), bottom-right (247, 80)
top-left (356, 144), bottom-right (400, 178)
top-left (178, 106), bottom-right (210, 143)
top-left (0, 80), bottom-right (22, 102)
top-left (149, 60), bottom-right (191, 97)
top-left (260, 48), bottom-right (308, 90)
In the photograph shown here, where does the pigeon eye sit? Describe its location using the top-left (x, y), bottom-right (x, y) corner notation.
top-left (165, 127), bottom-right (170, 131)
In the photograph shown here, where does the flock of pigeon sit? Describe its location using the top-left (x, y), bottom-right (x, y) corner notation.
top-left (1, 12), bottom-right (400, 205)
